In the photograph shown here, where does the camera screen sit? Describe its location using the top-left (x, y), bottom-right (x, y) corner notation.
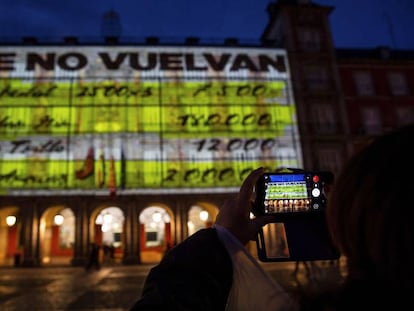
top-left (263, 173), bottom-right (309, 213)
top-left (258, 172), bottom-right (326, 214)
top-left (254, 171), bottom-right (339, 262)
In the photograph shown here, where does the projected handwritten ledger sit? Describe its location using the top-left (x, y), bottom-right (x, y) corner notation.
top-left (0, 46), bottom-right (302, 194)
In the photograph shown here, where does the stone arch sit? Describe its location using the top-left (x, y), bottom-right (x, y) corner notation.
top-left (139, 203), bottom-right (174, 264)
top-left (89, 204), bottom-right (125, 263)
top-left (39, 205), bottom-right (75, 265)
top-left (0, 206), bottom-right (20, 266)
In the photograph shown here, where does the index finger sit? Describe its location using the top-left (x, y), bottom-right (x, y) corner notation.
top-left (238, 167), bottom-right (264, 204)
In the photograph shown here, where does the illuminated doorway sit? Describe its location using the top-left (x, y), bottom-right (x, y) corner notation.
top-left (40, 206), bottom-right (75, 265)
top-left (139, 206), bottom-right (171, 264)
top-left (0, 207), bottom-right (20, 266)
top-left (95, 206), bottom-right (125, 263)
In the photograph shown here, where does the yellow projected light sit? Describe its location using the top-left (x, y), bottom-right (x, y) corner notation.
top-left (0, 47), bottom-right (300, 192)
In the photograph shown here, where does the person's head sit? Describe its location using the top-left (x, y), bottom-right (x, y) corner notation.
top-left (326, 123), bottom-right (414, 289)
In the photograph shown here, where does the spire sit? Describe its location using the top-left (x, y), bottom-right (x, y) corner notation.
top-left (101, 9), bottom-right (122, 38)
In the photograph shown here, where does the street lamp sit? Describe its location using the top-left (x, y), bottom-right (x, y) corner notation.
top-left (54, 214), bottom-right (64, 226)
top-left (199, 210), bottom-right (209, 222)
top-left (6, 215), bottom-right (16, 227)
top-left (152, 212), bottom-right (162, 223)
top-left (103, 213), bottom-right (113, 224)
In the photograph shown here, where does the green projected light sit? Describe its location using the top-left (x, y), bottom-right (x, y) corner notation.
top-left (0, 46), bottom-right (301, 193)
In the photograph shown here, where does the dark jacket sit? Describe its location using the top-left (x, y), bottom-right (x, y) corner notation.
top-left (130, 228), bottom-right (407, 310)
top-left (130, 228), bottom-right (233, 311)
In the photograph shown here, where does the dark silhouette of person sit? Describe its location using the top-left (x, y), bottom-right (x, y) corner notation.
top-left (102, 242), bottom-right (114, 264)
top-left (131, 124), bottom-right (414, 310)
top-left (109, 244), bottom-right (115, 261)
top-left (85, 242), bottom-right (101, 271)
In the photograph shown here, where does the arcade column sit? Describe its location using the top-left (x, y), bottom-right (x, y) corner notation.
top-left (71, 205), bottom-right (90, 266)
top-left (20, 205), bottom-right (41, 267)
top-left (122, 202), bottom-right (140, 264)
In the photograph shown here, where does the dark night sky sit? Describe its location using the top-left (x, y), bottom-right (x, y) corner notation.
top-left (0, 0), bottom-right (413, 49)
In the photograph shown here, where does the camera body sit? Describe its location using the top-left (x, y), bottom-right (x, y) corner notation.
top-left (253, 169), bottom-right (340, 262)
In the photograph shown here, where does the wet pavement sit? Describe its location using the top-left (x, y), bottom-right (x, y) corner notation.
top-left (0, 260), bottom-right (345, 311)
top-left (0, 265), bottom-right (149, 311)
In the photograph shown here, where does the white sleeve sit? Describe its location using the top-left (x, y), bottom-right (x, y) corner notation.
top-left (213, 224), bottom-right (299, 311)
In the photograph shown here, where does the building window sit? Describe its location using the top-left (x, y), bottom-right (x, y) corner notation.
top-left (354, 71), bottom-right (374, 96)
top-left (317, 148), bottom-right (342, 174)
top-left (305, 66), bottom-right (328, 91)
top-left (361, 107), bottom-right (382, 134)
top-left (396, 107), bottom-right (414, 126)
top-left (311, 103), bottom-right (337, 134)
top-left (298, 28), bottom-right (322, 52)
top-left (388, 72), bottom-right (408, 96)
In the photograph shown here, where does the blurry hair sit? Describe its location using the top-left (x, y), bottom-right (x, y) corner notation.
top-left (326, 123), bottom-right (414, 289)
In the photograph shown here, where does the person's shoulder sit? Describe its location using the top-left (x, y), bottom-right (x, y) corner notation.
top-left (172, 228), bottom-right (224, 256)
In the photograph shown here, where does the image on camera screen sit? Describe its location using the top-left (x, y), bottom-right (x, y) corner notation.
top-left (263, 173), bottom-right (315, 214)
top-left (255, 172), bottom-right (337, 262)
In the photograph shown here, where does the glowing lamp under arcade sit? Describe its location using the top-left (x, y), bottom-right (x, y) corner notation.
top-left (199, 211), bottom-right (209, 221)
top-left (6, 215), bottom-right (16, 227)
top-left (54, 214), bottom-right (64, 226)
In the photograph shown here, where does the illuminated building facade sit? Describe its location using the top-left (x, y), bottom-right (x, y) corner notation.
top-left (3, 0), bottom-right (411, 267)
top-left (0, 44), bottom-right (302, 266)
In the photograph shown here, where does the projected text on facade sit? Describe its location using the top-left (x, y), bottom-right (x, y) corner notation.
top-left (0, 46), bottom-right (301, 194)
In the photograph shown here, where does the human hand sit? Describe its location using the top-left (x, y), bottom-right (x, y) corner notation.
top-left (215, 167), bottom-right (275, 245)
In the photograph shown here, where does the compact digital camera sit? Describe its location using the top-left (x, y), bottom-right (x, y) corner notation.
top-left (253, 169), bottom-right (340, 262)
